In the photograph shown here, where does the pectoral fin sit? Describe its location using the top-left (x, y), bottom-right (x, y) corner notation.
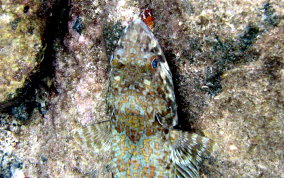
top-left (170, 130), bottom-right (215, 178)
top-left (74, 120), bottom-right (112, 153)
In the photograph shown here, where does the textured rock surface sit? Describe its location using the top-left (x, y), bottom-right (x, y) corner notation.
top-left (0, 0), bottom-right (53, 102)
top-left (199, 24), bottom-right (284, 177)
top-left (0, 0), bottom-right (283, 177)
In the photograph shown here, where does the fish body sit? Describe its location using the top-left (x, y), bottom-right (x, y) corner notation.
top-left (107, 19), bottom-right (177, 176)
top-left (75, 19), bottom-right (214, 178)
top-left (106, 19), bottom-right (213, 177)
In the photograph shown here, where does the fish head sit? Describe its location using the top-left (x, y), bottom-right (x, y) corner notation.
top-left (109, 19), bottom-right (177, 128)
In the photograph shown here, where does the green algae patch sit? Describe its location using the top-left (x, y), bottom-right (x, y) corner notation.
top-left (0, 1), bottom-right (48, 102)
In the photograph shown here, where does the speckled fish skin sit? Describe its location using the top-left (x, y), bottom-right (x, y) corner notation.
top-left (107, 19), bottom-right (177, 177)
top-left (107, 19), bottom-right (213, 177)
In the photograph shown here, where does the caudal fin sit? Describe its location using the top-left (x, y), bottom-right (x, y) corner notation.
top-left (170, 131), bottom-right (215, 178)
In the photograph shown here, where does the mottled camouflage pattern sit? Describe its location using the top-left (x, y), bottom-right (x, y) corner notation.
top-left (107, 19), bottom-right (177, 176)
top-left (106, 19), bottom-right (213, 177)
top-left (75, 19), bottom-right (214, 178)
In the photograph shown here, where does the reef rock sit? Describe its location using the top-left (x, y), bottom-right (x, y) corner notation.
top-left (0, 0), bottom-right (52, 102)
top-left (0, 0), bottom-right (283, 177)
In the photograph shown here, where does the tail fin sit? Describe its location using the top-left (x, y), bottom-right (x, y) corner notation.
top-left (170, 130), bottom-right (215, 178)
top-left (73, 121), bottom-right (112, 153)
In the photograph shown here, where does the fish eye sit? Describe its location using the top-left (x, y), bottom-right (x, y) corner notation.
top-left (151, 58), bottom-right (158, 68)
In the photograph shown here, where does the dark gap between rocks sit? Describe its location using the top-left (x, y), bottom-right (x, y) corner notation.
top-left (0, 0), bottom-right (70, 124)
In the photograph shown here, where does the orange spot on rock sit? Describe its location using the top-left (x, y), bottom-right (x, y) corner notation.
top-left (141, 8), bottom-right (155, 30)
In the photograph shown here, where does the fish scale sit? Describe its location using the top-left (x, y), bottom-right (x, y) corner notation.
top-left (75, 18), bottom-right (215, 177)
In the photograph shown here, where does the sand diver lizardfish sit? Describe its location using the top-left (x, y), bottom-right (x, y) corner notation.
top-left (75, 17), bottom-right (214, 177)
